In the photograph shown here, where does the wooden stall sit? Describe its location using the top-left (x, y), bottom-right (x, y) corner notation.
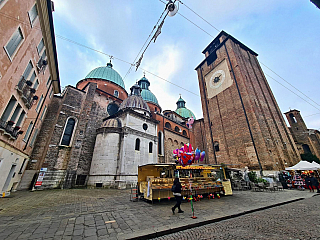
top-left (138, 164), bottom-right (232, 202)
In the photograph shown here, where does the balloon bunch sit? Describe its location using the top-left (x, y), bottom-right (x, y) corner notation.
top-left (186, 116), bottom-right (194, 129)
top-left (173, 143), bottom-right (205, 166)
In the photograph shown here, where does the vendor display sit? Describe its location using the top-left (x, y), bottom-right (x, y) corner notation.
top-left (138, 163), bottom-right (232, 202)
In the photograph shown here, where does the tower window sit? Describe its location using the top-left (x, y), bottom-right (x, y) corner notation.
top-left (214, 141), bottom-right (220, 152)
top-left (135, 138), bottom-right (140, 151)
top-left (114, 90), bottom-right (119, 97)
top-left (61, 118), bottom-right (76, 146)
top-left (182, 130), bottom-right (187, 136)
top-left (289, 113), bottom-right (297, 123)
top-left (149, 142), bottom-right (153, 153)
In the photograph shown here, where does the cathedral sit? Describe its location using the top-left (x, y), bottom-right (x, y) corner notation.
top-left (20, 61), bottom-right (200, 189)
top-left (18, 30), bottom-right (316, 191)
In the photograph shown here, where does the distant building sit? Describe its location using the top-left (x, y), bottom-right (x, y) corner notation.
top-left (0, 0), bottom-right (60, 194)
top-left (284, 109), bottom-right (320, 160)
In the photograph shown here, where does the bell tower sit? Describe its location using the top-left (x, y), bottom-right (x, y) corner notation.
top-left (195, 31), bottom-right (300, 173)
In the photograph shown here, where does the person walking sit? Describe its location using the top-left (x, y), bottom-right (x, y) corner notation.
top-left (304, 174), bottom-right (312, 192)
top-left (172, 178), bottom-right (184, 214)
top-left (310, 173), bottom-right (320, 193)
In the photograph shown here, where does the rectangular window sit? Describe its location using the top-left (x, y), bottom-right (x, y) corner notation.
top-left (16, 110), bottom-right (26, 127)
top-left (0, 96), bottom-right (17, 122)
top-left (28, 4), bottom-right (38, 25)
top-left (29, 71), bottom-right (36, 83)
top-left (23, 122), bottom-right (33, 141)
top-left (33, 79), bottom-right (39, 90)
top-left (4, 27), bottom-right (24, 59)
top-left (9, 104), bottom-right (22, 123)
top-left (18, 159), bottom-right (27, 174)
top-left (41, 49), bottom-right (46, 60)
top-left (49, 88), bottom-right (53, 98)
top-left (37, 39), bottom-right (44, 55)
top-left (35, 95), bottom-right (43, 112)
top-left (30, 128), bottom-right (38, 147)
top-left (40, 106), bottom-right (47, 120)
top-left (46, 76), bottom-right (51, 87)
top-left (114, 90), bottom-right (119, 97)
top-left (22, 61), bottom-right (33, 79)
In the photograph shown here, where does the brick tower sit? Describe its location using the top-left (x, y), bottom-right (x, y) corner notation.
top-left (284, 109), bottom-right (320, 159)
top-left (195, 31), bottom-right (300, 174)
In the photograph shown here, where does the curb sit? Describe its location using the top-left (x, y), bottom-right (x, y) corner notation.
top-left (125, 197), bottom-right (306, 240)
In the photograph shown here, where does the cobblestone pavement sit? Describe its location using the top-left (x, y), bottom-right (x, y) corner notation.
top-left (0, 189), bottom-right (316, 240)
top-left (153, 194), bottom-right (320, 240)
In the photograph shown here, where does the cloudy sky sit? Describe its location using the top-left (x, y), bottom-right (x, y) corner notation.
top-left (52, 0), bottom-right (320, 129)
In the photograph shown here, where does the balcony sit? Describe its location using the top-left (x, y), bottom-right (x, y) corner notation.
top-left (0, 119), bottom-right (24, 140)
top-left (16, 78), bottom-right (37, 109)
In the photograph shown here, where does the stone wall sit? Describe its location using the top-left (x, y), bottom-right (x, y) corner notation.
top-left (164, 129), bottom-right (190, 163)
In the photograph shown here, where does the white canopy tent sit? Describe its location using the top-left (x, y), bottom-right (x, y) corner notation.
top-left (285, 161), bottom-right (320, 171)
top-left (312, 161), bottom-right (320, 169)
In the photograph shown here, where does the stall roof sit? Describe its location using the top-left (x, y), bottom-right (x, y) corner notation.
top-left (138, 163), bottom-right (176, 167)
top-left (285, 161), bottom-right (320, 171)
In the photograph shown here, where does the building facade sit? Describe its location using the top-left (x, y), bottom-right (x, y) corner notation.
top-left (195, 31), bottom-right (301, 174)
top-left (285, 109), bottom-right (320, 160)
top-left (0, 0), bottom-right (60, 194)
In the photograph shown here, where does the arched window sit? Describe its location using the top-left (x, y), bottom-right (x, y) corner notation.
top-left (302, 144), bottom-right (311, 154)
top-left (135, 138), bottom-right (140, 151)
top-left (165, 122), bottom-right (171, 129)
top-left (182, 130), bottom-right (187, 136)
top-left (149, 142), bottom-right (153, 153)
top-left (61, 118), bottom-right (76, 146)
top-left (174, 140), bottom-right (178, 146)
top-left (174, 126), bottom-right (180, 132)
top-left (158, 132), bottom-right (163, 155)
top-left (214, 141), bottom-right (220, 152)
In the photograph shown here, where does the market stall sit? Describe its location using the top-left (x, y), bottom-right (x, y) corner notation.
top-left (138, 163), bottom-right (232, 202)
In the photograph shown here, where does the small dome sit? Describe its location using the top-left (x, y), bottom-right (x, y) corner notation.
top-left (119, 84), bottom-right (150, 113)
top-left (85, 62), bottom-right (125, 89)
top-left (138, 75), bottom-right (160, 106)
top-left (101, 118), bottom-right (122, 128)
top-left (175, 108), bottom-right (196, 119)
top-left (175, 96), bottom-right (196, 119)
top-left (141, 89), bottom-right (159, 105)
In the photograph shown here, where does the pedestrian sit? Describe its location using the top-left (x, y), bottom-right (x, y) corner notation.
top-left (304, 174), bottom-right (312, 192)
top-left (171, 178), bottom-right (184, 214)
top-left (310, 173), bottom-right (320, 193)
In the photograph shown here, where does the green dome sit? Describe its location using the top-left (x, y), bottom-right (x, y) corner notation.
top-left (141, 89), bottom-right (159, 105)
top-left (85, 62), bottom-right (125, 89)
top-left (138, 75), bottom-right (159, 106)
top-left (175, 108), bottom-right (196, 119)
top-left (174, 96), bottom-right (196, 119)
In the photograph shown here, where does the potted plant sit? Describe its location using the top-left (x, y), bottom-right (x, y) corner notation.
top-left (33, 95), bottom-right (39, 100)
top-left (26, 80), bottom-right (32, 86)
top-left (30, 88), bottom-right (36, 93)
top-left (13, 126), bottom-right (21, 130)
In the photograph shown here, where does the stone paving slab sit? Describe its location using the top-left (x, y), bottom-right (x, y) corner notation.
top-left (0, 189), bottom-right (316, 239)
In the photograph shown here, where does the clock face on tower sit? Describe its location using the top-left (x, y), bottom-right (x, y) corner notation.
top-left (209, 69), bottom-right (226, 89)
top-left (204, 59), bottom-right (233, 99)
